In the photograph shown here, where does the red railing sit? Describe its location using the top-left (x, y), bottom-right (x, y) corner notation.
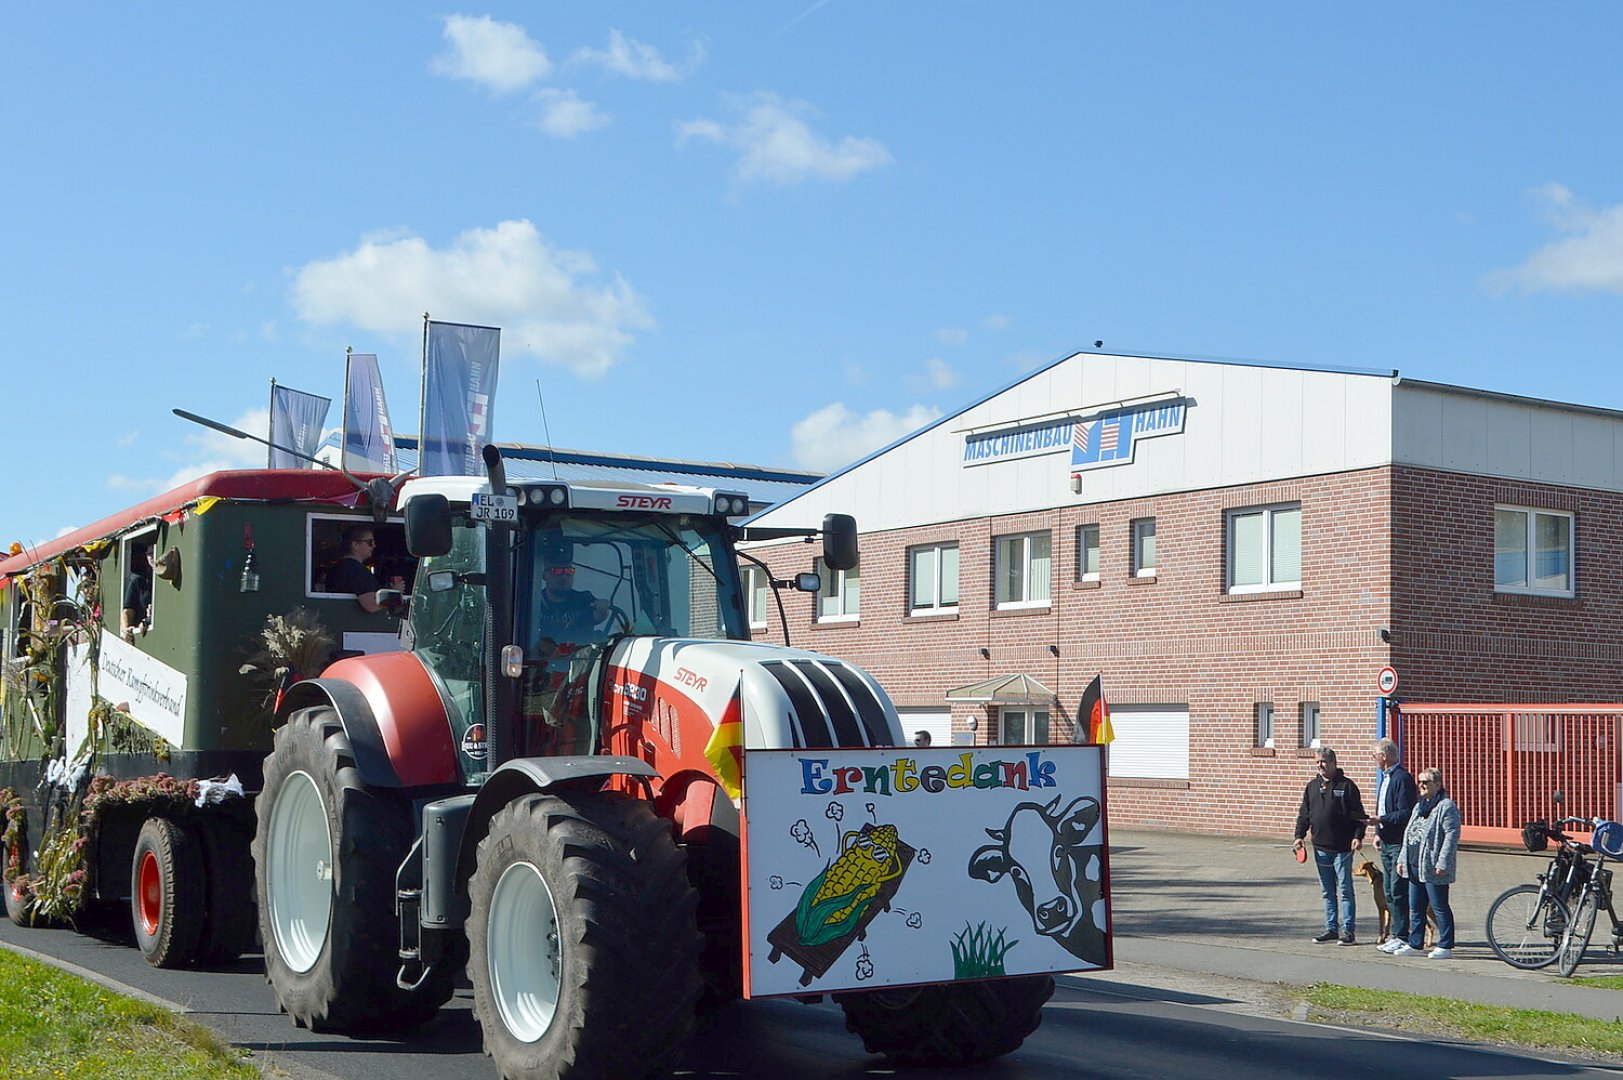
top-left (1397, 704), bottom-right (1623, 846)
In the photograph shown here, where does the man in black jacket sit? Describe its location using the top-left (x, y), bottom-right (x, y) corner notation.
top-left (1370, 737), bottom-right (1418, 952)
top-left (1292, 747), bottom-right (1369, 945)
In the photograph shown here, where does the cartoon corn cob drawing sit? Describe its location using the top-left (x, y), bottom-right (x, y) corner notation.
top-left (792, 824), bottom-right (904, 947)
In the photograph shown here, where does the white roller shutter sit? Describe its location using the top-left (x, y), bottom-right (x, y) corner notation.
top-left (897, 708), bottom-right (953, 748)
top-left (1108, 704), bottom-right (1189, 781)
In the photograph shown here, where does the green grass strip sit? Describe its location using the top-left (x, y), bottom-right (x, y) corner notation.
top-left (0, 946), bottom-right (256, 1078)
top-left (1570, 974), bottom-right (1623, 991)
top-left (1302, 983), bottom-right (1623, 1056)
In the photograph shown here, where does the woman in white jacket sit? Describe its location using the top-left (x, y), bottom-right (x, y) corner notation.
top-left (1390, 767), bottom-right (1461, 959)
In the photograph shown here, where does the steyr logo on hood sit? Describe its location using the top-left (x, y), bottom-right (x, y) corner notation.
top-left (616, 494), bottom-right (672, 509)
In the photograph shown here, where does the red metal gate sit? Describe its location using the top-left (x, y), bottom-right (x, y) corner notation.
top-left (1397, 704), bottom-right (1623, 846)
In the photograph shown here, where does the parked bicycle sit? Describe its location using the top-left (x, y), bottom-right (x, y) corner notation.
top-left (1484, 817), bottom-right (1589, 970)
top-left (1555, 817), bottom-right (1623, 977)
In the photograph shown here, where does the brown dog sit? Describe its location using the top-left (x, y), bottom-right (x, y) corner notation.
top-left (1353, 856), bottom-right (1438, 947)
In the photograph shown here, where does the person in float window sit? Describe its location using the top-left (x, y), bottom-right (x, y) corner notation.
top-left (328, 525), bottom-right (400, 613)
top-left (121, 543), bottom-right (154, 641)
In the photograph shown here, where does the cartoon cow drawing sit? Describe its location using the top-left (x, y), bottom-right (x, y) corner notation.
top-left (968, 795), bottom-right (1105, 966)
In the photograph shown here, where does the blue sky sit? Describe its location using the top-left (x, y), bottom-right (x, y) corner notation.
top-left (4, 4), bottom-right (1622, 546)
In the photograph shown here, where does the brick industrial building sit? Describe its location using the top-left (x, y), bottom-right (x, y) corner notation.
top-left (743, 350), bottom-right (1623, 836)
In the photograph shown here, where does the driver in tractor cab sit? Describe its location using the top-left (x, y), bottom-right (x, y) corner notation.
top-left (532, 543), bottom-right (610, 658)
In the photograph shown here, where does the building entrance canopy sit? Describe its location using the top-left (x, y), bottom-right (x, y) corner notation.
top-left (944, 673), bottom-right (1057, 704)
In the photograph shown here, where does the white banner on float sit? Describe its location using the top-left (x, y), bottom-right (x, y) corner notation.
top-left (65, 641), bottom-right (94, 758)
top-left (742, 744), bottom-right (1109, 999)
top-left (97, 630), bottom-right (188, 747)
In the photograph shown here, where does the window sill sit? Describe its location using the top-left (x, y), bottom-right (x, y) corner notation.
top-left (1250, 746), bottom-right (1277, 758)
top-left (1072, 579), bottom-right (1102, 591)
top-left (905, 611), bottom-right (960, 624)
top-left (1107, 776), bottom-right (1190, 790)
top-left (1220, 589), bottom-right (1303, 604)
top-left (1293, 747), bottom-right (1321, 760)
top-left (814, 617), bottom-right (860, 628)
top-left (991, 604), bottom-right (1052, 618)
top-left (1126, 574), bottom-right (1157, 586)
top-left (1493, 590), bottom-right (1577, 606)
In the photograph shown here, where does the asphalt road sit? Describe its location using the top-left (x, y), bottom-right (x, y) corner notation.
top-left (2, 915), bottom-right (1617, 1079)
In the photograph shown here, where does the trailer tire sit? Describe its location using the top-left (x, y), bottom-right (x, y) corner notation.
top-left (837, 973), bottom-right (1054, 1066)
top-left (254, 707), bottom-right (455, 1033)
top-left (4, 872), bottom-right (34, 926)
top-left (467, 791), bottom-right (702, 1080)
top-left (131, 817), bottom-right (206, 968)
top-left (197, 818), bottom-right (257, 965)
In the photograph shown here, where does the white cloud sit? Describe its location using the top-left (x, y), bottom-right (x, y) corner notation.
top-left (933, 327), bottom-right (968, 347)
top-left (532, 88), bottom-right (610, 138)
top-left (572, 29), bottom-right (703, 81)
top-left (676, 93), bottom-right (892, 187)
top-left (1490, 183), bottom-right (1623, 295)
top-left (109, 408), bottom-right (271, 499)
top-left (924, 358), bottom-right (959, 390)
top-left (789, 402), bottom-right (941, 471)
top-left (116, 430), bottom-right (139, 449)
top-left (982, 313), bottom-right (1010, 330)
top-left (431, 15), bottom-right (550, 95)
top-left (842, 362), bottom-right (869, 385)
top-left (291, 219), bottom-right (652, 378)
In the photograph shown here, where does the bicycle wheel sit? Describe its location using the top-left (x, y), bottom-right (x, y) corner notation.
top-left (1486, 884), bottom-right (1568, 970)
top-left (1557, 889), bottom-right (1600, 977)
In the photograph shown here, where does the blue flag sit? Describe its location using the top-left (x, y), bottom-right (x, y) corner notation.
top-left (342, 353), bottom-right (398, 475)
top-left (420, 321), bottom-right (500, 477)
top-left (268, 383), bottom-right (331, 469)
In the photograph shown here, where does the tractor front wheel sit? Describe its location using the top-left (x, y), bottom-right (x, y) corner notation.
top-left (253, 707), bottom-right (455, 1032)
top-left (467, 790), bottom-right (702, 1080)
top-left (838, 973), bottom-right (1055, 1066)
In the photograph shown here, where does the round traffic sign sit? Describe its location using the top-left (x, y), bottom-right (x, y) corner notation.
top-left (1378, 666), bottom-right (1398, 695)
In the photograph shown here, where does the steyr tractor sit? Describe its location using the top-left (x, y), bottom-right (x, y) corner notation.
top-left (252, 446), bottom-right (1066, 1080)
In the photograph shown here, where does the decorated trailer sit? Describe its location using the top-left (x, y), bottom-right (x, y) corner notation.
top-left (0, 469), bottom-right (410, 964)
top-left (245, 445), bottom-right (1112, 1079)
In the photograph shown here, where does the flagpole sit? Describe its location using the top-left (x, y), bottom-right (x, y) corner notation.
top-left (419, 312), bottom-right (430, 474)
top-left (267, 378), bottom-right (277, 468)
top-left (341, 347), bottom-right (353, 475)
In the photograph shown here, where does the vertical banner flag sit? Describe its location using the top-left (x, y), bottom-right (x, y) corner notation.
top-left (341, 352), bottom-right (398, 474)
top-left (267, 382), bottom-right (332, 469)
top-left (420, 320), bottom-right (501, 477)
top-left (1077, 673), bottom-right (1113, 745)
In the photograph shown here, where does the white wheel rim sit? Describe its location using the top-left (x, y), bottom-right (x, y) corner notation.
top-left (266, 770), bottom-right (333, 974)
top-left (489, 860), bottom-right (563, 1043)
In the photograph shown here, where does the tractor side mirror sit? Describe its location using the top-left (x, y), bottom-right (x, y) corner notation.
top-left (821, 513), bottom-right (859, 571)
top-left (405, 494), bottom-right (453, 557)
top-left (794, 572), bottom-right (821, 593)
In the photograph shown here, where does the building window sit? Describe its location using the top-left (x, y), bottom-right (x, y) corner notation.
top-left (1130, 518), bottom-right (1156, 577)
top-left (994, 532), bottom-right (1051, 609)
top-left (1495, 506), bottom-right (1574, 597)
top-left (1226, 503), bottom-right (1301, 593)
top-left (815, 558), bottom-right (860, 621)
top-left (1255, 702), bottom-right (1274, 748)
top-left (1000, 707), bottom-right (1050, 745)
top-left (909, 543), bottom-right (959, 614)
top-left (1301, 702), bottom-right (1321, 748)
top-left (743, 566), bottom-right (769, 628)
top-left (1077, 525), bottom-right (1100, 581)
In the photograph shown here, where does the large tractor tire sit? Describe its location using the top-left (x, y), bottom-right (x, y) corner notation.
top-left (466, 791), bottom-right (703, 1080)
top-left (837, 973), bottom-right (1055, 1066)
top-left (197, 818), bottom-right (257, 965)
top-left (131, 817), bottom-right (206, 968)
top-left (253, 707), bottom-right (456, 1033)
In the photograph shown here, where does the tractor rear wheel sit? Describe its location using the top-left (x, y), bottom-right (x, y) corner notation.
top-left (253, 707), bottom-right (455, 1033)
top-left (838, 973), bottom-right (1054, 1066)
top-left (131, 817), bottom-right (206, 968)
top-left (467, 790), bottom-right (702, 1080)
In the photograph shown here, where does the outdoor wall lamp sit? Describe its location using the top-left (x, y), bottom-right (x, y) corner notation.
top-left (978, 647), bottom-right (991, 660)
top-left (1378, 628), bottom-right (1392, 643)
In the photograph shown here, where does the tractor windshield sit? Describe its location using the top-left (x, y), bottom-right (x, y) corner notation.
top-left (516, 512), bottom-right (748, 655)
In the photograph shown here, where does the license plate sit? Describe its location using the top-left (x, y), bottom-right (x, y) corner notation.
top-left (471, 493), bottom-right (518, 522)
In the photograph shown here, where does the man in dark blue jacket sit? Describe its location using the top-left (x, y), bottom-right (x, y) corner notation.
top-left (1370, 737), bottom-right (1418, 953)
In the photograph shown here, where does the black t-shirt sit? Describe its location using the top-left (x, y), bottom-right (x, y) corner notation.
top-left (327, 556), bottom-right (379, 596)
top-left (534, 588), bottom-right (599, 646)
top-left (122, 573), bottom-right (152, 618)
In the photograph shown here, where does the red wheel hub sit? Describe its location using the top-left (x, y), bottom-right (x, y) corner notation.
top-left (137, 850), bottom-right (163, 936)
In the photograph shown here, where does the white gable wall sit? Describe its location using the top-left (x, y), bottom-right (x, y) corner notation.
top-left (755, 352), bottom-right (1395, 534)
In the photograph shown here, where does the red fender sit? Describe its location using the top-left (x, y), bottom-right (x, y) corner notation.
top-left (321, 652), bottom-right (460, 787)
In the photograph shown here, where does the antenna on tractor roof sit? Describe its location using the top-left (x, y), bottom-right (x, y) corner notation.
top-left (172, 407), bottom-right (414, 524)
top-left (535, 379), bottom-right (560, 481)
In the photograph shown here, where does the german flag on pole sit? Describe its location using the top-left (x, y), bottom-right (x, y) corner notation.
top-left (1078, 674), bottom-right (1113, 745)
top-left (704, 689), bottom-right (745, 800)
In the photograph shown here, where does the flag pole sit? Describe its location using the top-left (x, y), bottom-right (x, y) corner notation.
top-left (340, 347), bottom-right (353, 475)
top-left (418, 312), bottom-right (430, 473)
top-left (267, 377), bottom-right (277, 468)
